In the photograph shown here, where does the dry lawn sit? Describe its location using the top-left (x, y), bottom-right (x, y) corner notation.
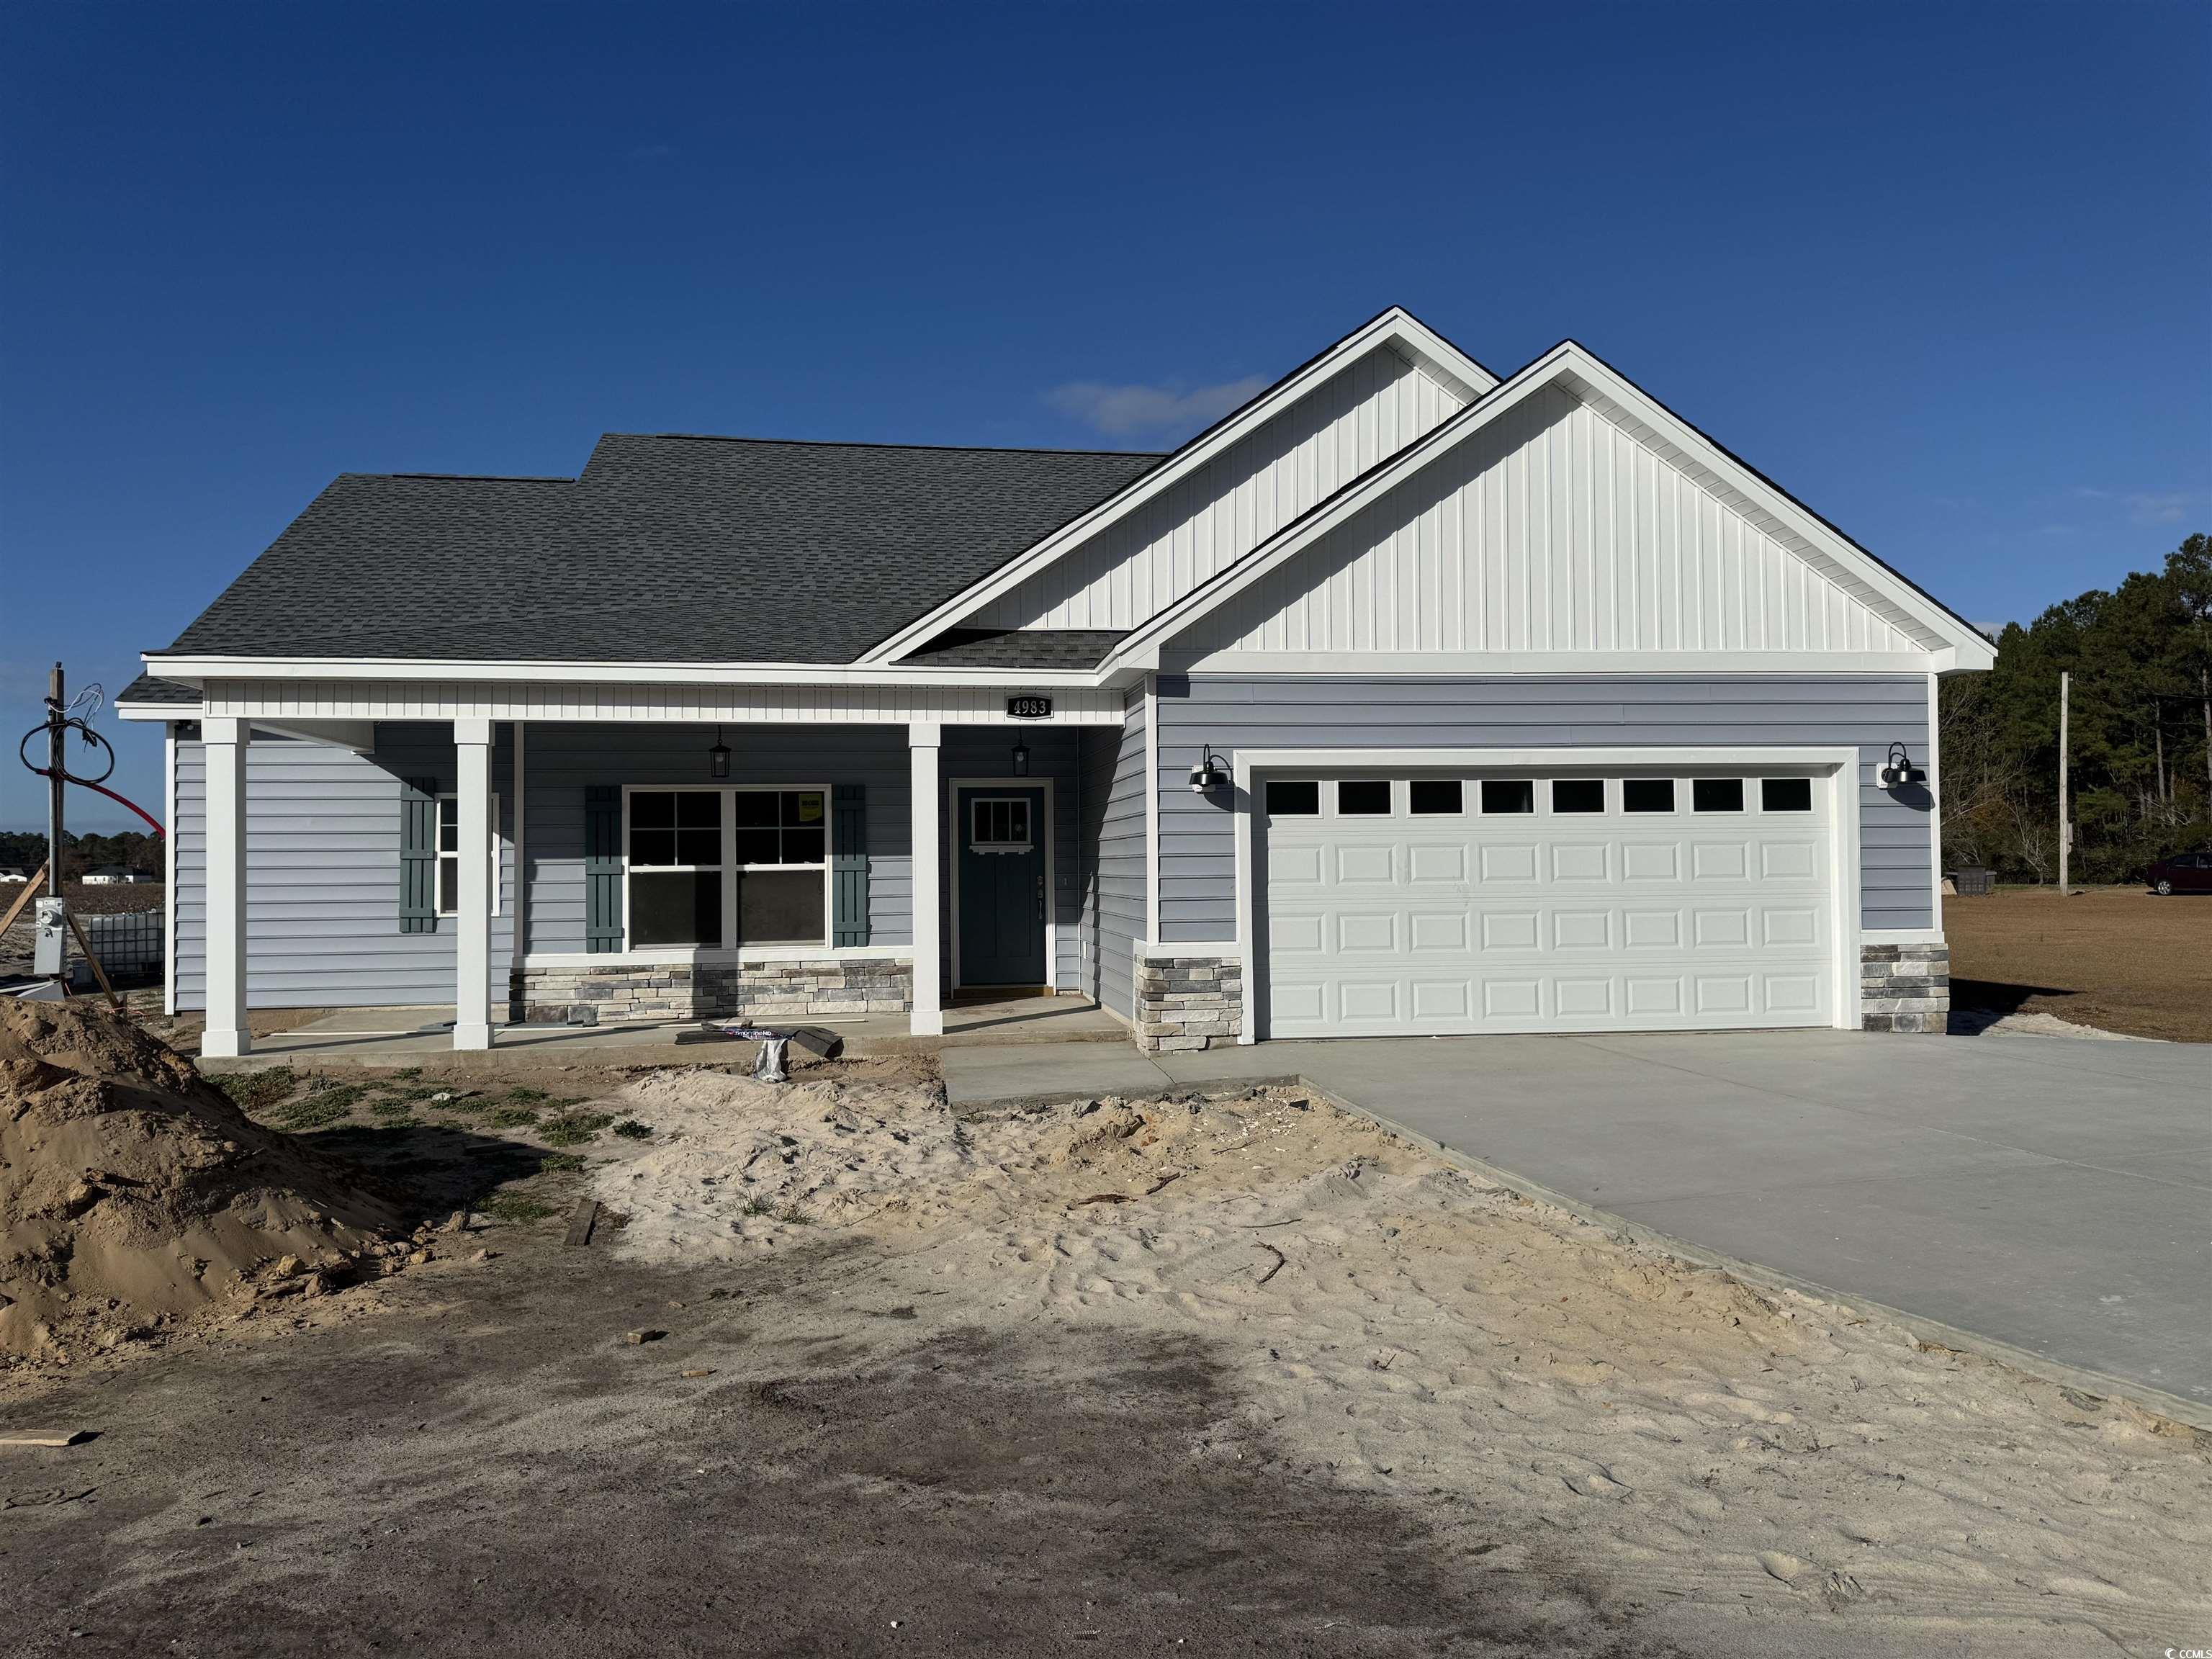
top-left (1944, 885), bottom-right (2212, 1041)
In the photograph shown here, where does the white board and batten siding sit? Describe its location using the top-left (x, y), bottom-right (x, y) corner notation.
top-left (974, 346), bottom-right (1467, 632)
top-left (1174, 385), bottom-right (1930, 663)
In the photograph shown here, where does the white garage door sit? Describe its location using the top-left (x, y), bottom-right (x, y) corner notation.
top-left (1261, 770), bottom-right (1838, 1038)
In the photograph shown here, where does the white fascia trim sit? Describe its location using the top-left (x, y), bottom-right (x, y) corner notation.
top-left (1861, 927), bottom-right (1947, 945)
top-left (251, 719), bottom-right (377, 752)
top-left (117, 701), bottom-right (199, 721)
top-left (143, 655), bottom-right (1111, 690)
top-left (1547, 349), bottom-right (1994, 667)
top-left (1169, 649), bottom-right (1956, 675)
top-left (524, 945), bottom-right (913, 969)
top-left (855, 307), bottom-right (1500, 667)
top-left (1106, 342), bottom-right (1991, 674)
top-left (1107, 343), bottom-right (1577, 668)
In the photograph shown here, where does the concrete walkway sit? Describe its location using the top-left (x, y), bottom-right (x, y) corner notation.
top-left (943, 1029), bottom-right (2212, 1422)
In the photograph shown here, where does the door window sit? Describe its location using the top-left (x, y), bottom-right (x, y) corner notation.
top-left (971, 796), bottom-right (1032, 851)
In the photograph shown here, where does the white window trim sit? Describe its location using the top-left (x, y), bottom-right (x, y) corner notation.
top-left (435, 792), bottom-right (502, 917)
top-left (619, 783), bottom-right (832, 953)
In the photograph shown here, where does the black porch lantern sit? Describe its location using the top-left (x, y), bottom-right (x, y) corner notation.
top-left (1011, 739), bottom-right (1030, 777)
top-left (709, 725), bottom-right (731, 780)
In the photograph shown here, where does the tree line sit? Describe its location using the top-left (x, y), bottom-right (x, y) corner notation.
top-left (1941, 533), bottom-right (2211, 884)
top-left (0, 828), bottom-right (163, 880)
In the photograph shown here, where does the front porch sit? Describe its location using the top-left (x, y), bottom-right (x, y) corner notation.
top-left (176, 701), bottom-right (1136, 1056)
top-left (187, 990), bottom-right (1126, 1071)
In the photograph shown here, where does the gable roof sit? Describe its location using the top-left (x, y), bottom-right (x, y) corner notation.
top-left (1101, 340), bottom-right (1997, 673)
top-left (158, 439), bottom-right (1161, 665)
top-left (858, 306), bottom-right (1500, 663)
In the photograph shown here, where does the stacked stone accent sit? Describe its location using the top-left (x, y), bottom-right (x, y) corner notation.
top-left (1133, 953), bottom-right (1243, 1052)
top-left (518, 958), bottom-right (911, 1025)
top-left (1861, 942), bottom-right (1949, 1033)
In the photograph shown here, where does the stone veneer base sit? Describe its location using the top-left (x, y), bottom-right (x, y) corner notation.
top-left (517, 958), bottom-right (912, 1025)
top-left (1133, 954), bottom-right (1243, 1052)
top-left (1861, 941), bottom-right (1949, 1033)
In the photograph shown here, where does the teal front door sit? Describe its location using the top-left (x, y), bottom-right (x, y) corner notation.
top-left (956, 786), bottom-right (1046, 989)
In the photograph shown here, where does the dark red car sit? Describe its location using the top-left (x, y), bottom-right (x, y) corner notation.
top-left (2144, 851), bottom-right (2212, 894)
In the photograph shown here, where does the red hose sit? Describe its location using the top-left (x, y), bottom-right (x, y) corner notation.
top-left (30, 768), bottom-right (166, 836)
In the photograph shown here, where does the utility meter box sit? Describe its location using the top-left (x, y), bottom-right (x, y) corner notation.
top-left (32, 898), bottom-right (68, 977)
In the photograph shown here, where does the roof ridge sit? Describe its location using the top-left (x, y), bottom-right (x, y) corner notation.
top-left (604, 432), bottom-right (1167, 460)
top-left (367, 472), bottom-right (577, 484)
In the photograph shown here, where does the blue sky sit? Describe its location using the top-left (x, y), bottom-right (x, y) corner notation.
top-left (4, 2), bottom-right (2207, 830)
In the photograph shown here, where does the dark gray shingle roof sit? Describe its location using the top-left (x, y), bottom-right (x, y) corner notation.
top-left (117, 675), bottom-right (201, 706)
top-left (901, 629), bottom-right (1130, 670)
top-left (161, 439), bottom-right (1164, 665)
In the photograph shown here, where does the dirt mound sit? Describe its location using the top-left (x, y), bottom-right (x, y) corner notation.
top-left (0, 1000), bottom-right (405, 1364)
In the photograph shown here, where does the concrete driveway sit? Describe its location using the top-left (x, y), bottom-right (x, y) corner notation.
top-left (944, 1029), bottom-right (2212, 1419)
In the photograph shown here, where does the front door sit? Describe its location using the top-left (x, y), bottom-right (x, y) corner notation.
top-left (957, 786), bottom-right (1046, 989)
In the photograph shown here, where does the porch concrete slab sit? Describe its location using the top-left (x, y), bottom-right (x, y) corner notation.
top-left (940, 1028), bottom-right (2212, 1418)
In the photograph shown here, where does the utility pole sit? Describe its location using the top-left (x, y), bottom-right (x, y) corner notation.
top-left (34, 662), bottom-right (68, 976)
top-left (2057, 669), bottom-right (2070, 896)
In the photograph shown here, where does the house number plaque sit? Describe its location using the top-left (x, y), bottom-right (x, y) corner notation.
top-left (1006, 696), bottom-right (1053, 719)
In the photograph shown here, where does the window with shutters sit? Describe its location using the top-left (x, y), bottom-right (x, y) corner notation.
top-left (434, 794), bottom-right (502, 917)
top-left (622, 786), bottom-right (829, 950)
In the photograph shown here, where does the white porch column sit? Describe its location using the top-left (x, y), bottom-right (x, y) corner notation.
top-left (453, 718), bottom-right (493, 1051)
top-left (909, 721), bottom-right (943, 1035)
top-left (200, 717), bottom-right (251, 1058)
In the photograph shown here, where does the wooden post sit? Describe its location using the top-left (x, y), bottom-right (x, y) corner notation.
top-left (0, 863), bottom-right (48, 938)
top-left (63, 911), bottom-right (127, 1014)
top-left (2058, 670), bottom-right (2070, 896)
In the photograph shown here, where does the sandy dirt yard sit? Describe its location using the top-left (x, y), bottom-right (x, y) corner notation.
top-left (1945, 885), bottom-right (2212, 1041)
top-left (3, 1053), bottom-right (2206, 1658)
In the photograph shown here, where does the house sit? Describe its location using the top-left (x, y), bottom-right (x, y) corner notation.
top-left (116, 307), bottom-right (1992, 1058)
top-left (80, 866), bottom-right (156, 886)
top-left (0, 868), bottom-right (29, 885)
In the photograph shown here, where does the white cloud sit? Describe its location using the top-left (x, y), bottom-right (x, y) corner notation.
top-left (2126, 492), bottom-right (2191, 526)
top-left (1044, 375), bottom-right (1270, 441)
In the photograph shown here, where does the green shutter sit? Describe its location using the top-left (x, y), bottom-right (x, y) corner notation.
top-left (584, 786), bottom-right (624, 953)
top-left (399, 777), bottom-right (439, 934)
top-left (831, 783), bottom-right (869, 947)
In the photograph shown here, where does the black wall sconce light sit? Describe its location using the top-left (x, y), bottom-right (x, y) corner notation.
top-left (1011, 739), bottom-right (1030, 777)
top-left (709, 725), bottom-right (731, 780)
top-left (1187, 746), bottom-right (1229, 794)
top-left (1876, 741), bottom-right (1925, 791)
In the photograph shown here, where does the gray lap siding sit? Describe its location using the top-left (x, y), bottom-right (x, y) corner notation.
top-left (174, 719), bottom-right (1092, 1012)
top-left (173, 727), bottom-right (516, 1010)
top-left (1152, 674), bottom-right (1935, 938)
top-left (1085, 690), bottom-right (1148, 1020)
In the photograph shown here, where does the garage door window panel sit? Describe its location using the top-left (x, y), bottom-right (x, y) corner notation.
top-left (1337, 781), bottom-right (1392, 817)
top-left (1267, 780), bottom-right (1320, 817)
top-left (1408, 779), bottom-right (1463, 815)
top-left (1623, 778), bottom-right (1677, 814)
top-left (1480, 780), bottom-right (1534, 814)
top-left (1552, 779), bottom-right (1605, 814)
top-left (1761, 778), bottom-right (1814, 812)
top-left (1692, 778), bottom-right (1745, 813)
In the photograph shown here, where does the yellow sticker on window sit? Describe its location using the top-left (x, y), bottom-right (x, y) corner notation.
top-left (794, 792), bottom-right (824, 824)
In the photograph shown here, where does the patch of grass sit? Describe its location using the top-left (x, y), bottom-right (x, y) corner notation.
top-left (480, 1192), bottom-right (559, 1224)
top-left (611, 1119), bottom-right (653, 1141)
top-left (538, 1151), bottom-right (589, 1174)
top-left (501, 1085), bottom-right (554, 1105)
top-left (742, 1195), bottom-right (773, 1217)
top-left (777, 1203), bottom-right (810, 1226)
top-left (217, 1069), bottom-right (297, 1111)
top-left (486, 1104), bottom-right (541, 1129)
top-left (541, 1110), bottom-right (616, 1148)
top-left (274, 1084), bottom-right (371, 1130)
